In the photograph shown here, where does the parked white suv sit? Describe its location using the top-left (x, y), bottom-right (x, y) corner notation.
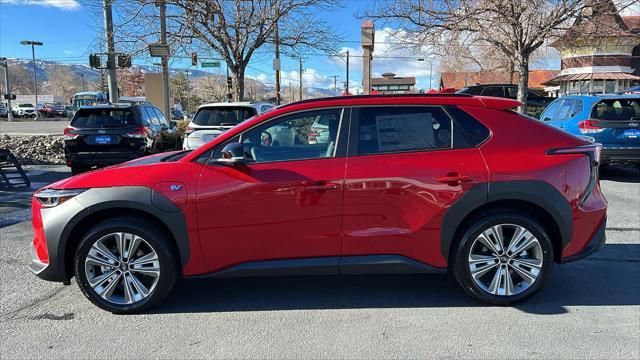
top-left (12, 103), bottom-right (37, 118)
top-left (182, 102), bottom-right (274, 150)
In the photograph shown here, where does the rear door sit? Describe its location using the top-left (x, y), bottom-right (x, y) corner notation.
top-left (342, 106), bottom-right (489, 268)
top-left (589, 98), bottom-right (640, 145)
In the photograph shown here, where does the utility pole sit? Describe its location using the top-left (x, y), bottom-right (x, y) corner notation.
top-left (330, 75), bottom-right (339, 96)
top-left (274, 0), bottom-right (281, 105)
top-left (0, 58), bottom-right (13, 121)
top-left (20, 40), bottom-right (43, 106)
top-left (345, 51), bottom-right (349, 95)
top-left (103, 0), bottom-right (118, 103)
top-left (429, 61), bottom-right (433, 90)
top-left (159, 0), bottom-right (171, 118)
top-left (298, 58), bottom-right (303, 101)
top-left (361, 21), bottom-right (375, 95)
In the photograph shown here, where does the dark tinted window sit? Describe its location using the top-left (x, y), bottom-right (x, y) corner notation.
top-left (193, 106), bottom-right (257, 126)
top-left (591, 99), bottom-right (640, 120)
top-left (144, 107), bottom-right (160, 126)
top-left (457, 87), bottom-right (482, 95)
top-left (446, 106), bottom-right (491, 146)
top-left (353, 107), bottom-right (452, 156)
top-left (71, 108), bottom-right (137, 128)
top-left (481, 87), bottom-right (504, 97)
top-left (152, 107), bottom-right (170, 126)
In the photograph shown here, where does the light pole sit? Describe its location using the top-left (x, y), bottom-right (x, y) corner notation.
top-left (417, 56), bottom-right (434, 91)
top-left (0, 57), bottom-right (13, 121)
top-left (20, 40), bottom-right (43, 106)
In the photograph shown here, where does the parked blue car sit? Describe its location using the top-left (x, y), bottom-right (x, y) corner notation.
top-left (540, 94), bottom-right (640, 165)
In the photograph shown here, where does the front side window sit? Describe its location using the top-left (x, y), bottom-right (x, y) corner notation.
top-left (240, 108), bottom-right (342, 163)
top-left (352, 106), bottom-right (452, 156)
top-left (540, 99), bottom-right (562, 121)
top-left (556, 99), bottom-right (575, 120)
top-left (481, 87), bottom-right (504, 97)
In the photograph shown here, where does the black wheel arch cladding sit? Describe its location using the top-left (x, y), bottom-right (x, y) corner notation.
top-left (59, 186), bottom-right (189, 271)
top-left (441, 180), bottom-right (572, 259)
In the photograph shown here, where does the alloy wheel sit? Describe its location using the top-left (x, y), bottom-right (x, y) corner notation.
top-left (84, 232), bottom-right (161, 305)
top-left (468, 224), bottom-right (543, 297)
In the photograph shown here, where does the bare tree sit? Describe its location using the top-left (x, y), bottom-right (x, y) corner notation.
top-left (366, 0), bottom-right (635, 112)
top-left (114, 0), bottom-right (340, 101)
top-left (118, 68), bottom-right (145, 96)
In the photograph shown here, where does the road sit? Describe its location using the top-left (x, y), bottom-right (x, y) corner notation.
top-left (0, 165), bottom-right (638, 359)
top-left (0, 120), bottom-right (69, 136)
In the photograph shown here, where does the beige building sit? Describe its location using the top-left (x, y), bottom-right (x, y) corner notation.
top-left (371, 73), bottom-right (416, 94)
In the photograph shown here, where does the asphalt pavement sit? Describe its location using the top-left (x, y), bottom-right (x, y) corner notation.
top-left (0, 120), bottom-right (70, 136)
top-left (0, 165), bottom-right (638, 359)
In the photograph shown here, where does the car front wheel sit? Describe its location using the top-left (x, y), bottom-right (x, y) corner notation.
top-left (74, 217), bottom-right (179, 313)
top-left (453, 211), bottom-right (554, 305)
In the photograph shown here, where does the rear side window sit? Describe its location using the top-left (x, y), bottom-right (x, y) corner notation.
top-left (446, 106), bottom-right (491, 146)
top-left (144, 107), bottom-right (161, 126)
top-left (352, 106), bottom-right (452, 156)
top-left (591, 99), bottom-right (640, 120)
top-left (556, 99), bottom-right (575, 120)
top-left (192, 107), bottom-right (257, 126)
top-left (481, 87), bottom-right (504, 97)
top-left (71, 108), bottom-right (137, 128)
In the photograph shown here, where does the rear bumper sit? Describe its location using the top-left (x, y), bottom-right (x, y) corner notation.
top-left (601, 146), bottom-right (640, 163)
top-left (560, 216), bottom-right (607, 264)
top-left (65, 150), bottom-right (145, 167)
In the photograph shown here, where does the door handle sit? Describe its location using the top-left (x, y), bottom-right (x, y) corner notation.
top-left (305, 182), bottom-right (341, 192)
top-left (437, 172), bottom-right (472, 186)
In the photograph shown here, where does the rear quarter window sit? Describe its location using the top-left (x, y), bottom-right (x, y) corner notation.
top-left (445, 106), bottom-right (491, 146)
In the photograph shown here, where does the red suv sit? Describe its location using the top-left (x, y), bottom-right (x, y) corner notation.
top-left (29, 94), bottom-right (607, 313)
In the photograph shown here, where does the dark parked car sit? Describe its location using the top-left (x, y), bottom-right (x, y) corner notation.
top-left (63, 104), bottom-right (181, 174)
top-left (33, 94), bottom-right (606, 313)
top-left (456, 84), bottom-right (553, 108)
top-left (38, 103), bottom-right (67, 118)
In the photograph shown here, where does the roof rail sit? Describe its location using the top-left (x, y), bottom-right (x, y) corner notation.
top-left (278, 93), bottom-right (473, 109)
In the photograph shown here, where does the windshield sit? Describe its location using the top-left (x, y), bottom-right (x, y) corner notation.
top-left (591, 99), bottom-right (640, 120)
top-left (71, 108), bottom-right (137, 128)
top-left (192, 106), bottom-right (257, 126)
top-left (19, 104), bottom-right (34, 108)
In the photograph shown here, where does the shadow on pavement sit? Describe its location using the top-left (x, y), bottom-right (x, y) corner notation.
top-left (600, 164), bottom-right (640, 183)
top-left (154, 243), bottom-right (639, 316)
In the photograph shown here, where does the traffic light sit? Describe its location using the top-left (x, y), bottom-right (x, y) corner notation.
top-left (227, 77), bottom-right (232, 88)
top-left (116, 54), bottom-right (132, 68)
top-left (191, 52), bottom-right (198, 66)
top-left (89, 54), bottom-right (102, 68)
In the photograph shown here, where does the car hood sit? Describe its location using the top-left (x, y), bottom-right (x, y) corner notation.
top-left (45, 151), bottom-right (186, 190)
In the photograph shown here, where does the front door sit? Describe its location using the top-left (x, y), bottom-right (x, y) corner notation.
top-left (342, 105), bottom-right (489, 268)
top-left (196, 108), bottom-right (347, 272)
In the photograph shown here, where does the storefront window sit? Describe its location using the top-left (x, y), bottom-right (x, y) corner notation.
top-left (605, 80), bottom-right (615, 93)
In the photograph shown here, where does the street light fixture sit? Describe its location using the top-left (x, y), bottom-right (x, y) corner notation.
top-left (20, 40), bottom-right (44, 107)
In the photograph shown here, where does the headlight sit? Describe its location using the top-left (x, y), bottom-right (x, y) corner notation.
top-left (35, 188), bottom-right (87, 208)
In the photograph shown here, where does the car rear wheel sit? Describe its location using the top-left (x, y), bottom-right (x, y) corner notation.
top-left (453, 211), bottom-right (553, 305)
top-left (74, 217), bottom-right (179, 313)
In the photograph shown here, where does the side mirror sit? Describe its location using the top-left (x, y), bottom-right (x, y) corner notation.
top-left (214, 142), bottom-right (247, 165)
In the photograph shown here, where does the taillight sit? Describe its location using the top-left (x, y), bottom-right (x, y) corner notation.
top-left (184, 126), bottom-right (196, 136)
top-left (578, 120), bottom-right (604, 134)
top-left (547, 143), bottom-right (602, 206)
top-left (126, 125), bottom-right (147, 138)
top-left (63, 126), bottom-right (79, 140)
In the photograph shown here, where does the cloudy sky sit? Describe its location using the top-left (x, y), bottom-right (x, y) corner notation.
top-left (1, 0), bottom-right (638, 91)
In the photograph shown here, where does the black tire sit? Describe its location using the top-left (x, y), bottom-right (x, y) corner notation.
top-left (74, 217), bottom-right (179, 314)
top-left (453, 210), bottom-right (554, 305)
